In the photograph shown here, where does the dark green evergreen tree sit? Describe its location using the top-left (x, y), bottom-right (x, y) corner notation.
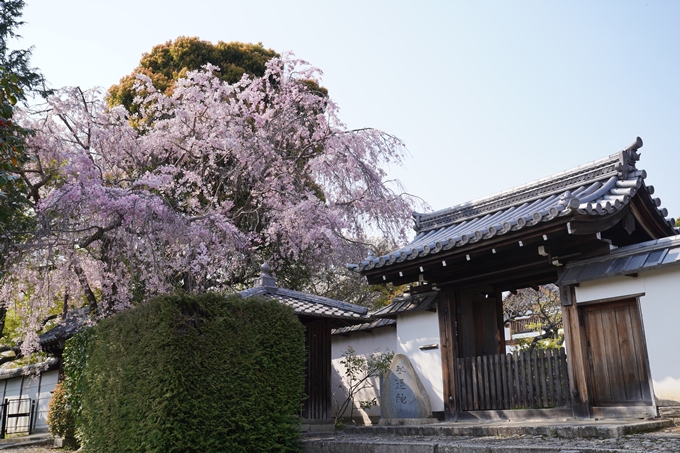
top-left (0, 0), bottom-right (49, 99)
top-left (0, 0), bottom-right (50, 337)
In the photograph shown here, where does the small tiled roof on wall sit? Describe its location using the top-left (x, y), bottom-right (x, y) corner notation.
top-left (240, 263), bottom-right (370, 322)
top-left (331, 318), bottom-right (396, 335)
top-left (0, 358), bottom-right (59, 380)
top-left (349, 137), bottom-right (678, 274)
top-left (371, 291), bottom-right (439, 319)
top-left (330, 291), bottom-right (440, 334)
top-left (557, 234), bottom-right (680, 285)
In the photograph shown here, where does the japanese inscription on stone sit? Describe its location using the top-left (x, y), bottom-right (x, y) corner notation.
top-left (381, 354), bottom-right (432, 419)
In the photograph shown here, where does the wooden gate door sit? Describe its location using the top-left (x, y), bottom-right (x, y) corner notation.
top-left (582, 299), bottom-right (652, 406)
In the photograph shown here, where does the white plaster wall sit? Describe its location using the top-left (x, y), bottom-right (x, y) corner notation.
top-left (574, 265), bottom-right (680, 403)
top-left (35, 371), bottom-right (59, 432)
top-left (331, 326), bottom-right (397, 422)
top-left (0, 370), bottom-right (59, 433)
top-left (396, 310), bottom-right (444, 412)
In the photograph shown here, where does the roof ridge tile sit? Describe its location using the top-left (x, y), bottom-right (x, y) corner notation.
top-left (350, 139), bottom-right (678, 274)
top-left (414, 153), bottom-right (621, 233)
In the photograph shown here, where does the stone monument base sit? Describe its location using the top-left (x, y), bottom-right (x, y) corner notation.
top-left (378, 417), bottom-right (439, 426)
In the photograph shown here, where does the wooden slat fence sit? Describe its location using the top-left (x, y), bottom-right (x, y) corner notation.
top-left (456, 348), bottom-right (570, 411)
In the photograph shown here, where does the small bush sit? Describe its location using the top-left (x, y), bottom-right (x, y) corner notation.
top-left (76, 293), bottom-right (305, 453)
top-left (47, 382), bottom-right (75, 438)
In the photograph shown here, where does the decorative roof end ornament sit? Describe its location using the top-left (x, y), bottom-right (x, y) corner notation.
top-left (617, 136), bottom-right (643, 179)
top-left (254, 262), bottom-right (277, 288)
top-left (412, 211), bottom-right (422, 231)
top-left (626, 136), bottom-right (643, 153)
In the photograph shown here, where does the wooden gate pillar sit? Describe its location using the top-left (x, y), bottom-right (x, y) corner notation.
top-left (438, 289), bottom-right (459, 421)
top-left (560, 284), bottom-right (591, 418)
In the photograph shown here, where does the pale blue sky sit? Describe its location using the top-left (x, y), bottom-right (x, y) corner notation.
top-left (18, 0), bottom-right (680, 231)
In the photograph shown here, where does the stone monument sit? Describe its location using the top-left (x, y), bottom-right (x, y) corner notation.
top-left (379, 353), bottom-right (437, 425)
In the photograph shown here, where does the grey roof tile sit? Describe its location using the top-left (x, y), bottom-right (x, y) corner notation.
top-left (240, 264), bottom-right (370, 321)
top-left (39, 307), bottom-right (91, 352)
top-left (0, 358), bottom-right (59, 380)
top-left (662, 248), bottom-right (680, 264)
top-left (372, 291), bottom-right (439, 318)
top-left (332, 318), bottom-right (396, 335)
top-left (350, 139), bottom-right (679, 273)
top-left (557, 234), bottom-right (680, 285)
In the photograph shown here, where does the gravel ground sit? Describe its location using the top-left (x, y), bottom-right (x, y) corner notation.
top-left (0, 447), bottom-right (54, 453)
top-left (2, 424), bottom-right (679, 452)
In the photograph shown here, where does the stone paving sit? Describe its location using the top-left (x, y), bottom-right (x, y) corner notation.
top-left (0, 423), bottom-right (677, 452)
top-left (302, 422), bottom-right (680, 453)
top-left (0, 447), bottom-right (52, 452)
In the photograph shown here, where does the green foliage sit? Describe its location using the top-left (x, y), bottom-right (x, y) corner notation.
top-left (294, 264), bottom-right (406, 310)
top-left (369, 283), bottom-right (408, 310)
top-left (47, 382), bottom-right (75, 439)
top-left (0, 0), bottom-right (49, 283)
top-left (107, 37), bottom-right (279, 113)
top-left (0, 1), bottom-right (50, 100)
top-left (1, 306), bottom-right (21, 343)
top-left (63, 326), bottom-right (96, 435)
top-left (0, 65), bottom-right (33, 257)
top-left (676, 217), bottom-right (680, 228)
top-left (335, 346), bottom-right (394, 426)
top-left (76, 293), bottom-right (305, 453)
top-left (504, 285), bottom-right (563, 353)
top-left (515, 336), bottom-right (562, 352)
top-left (297, 238), bottom-right (407, 310)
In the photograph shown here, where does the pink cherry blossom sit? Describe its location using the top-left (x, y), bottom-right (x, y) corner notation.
top-left (2, 56), bottom-right (419, 350)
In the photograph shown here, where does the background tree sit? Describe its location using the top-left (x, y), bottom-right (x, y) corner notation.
top-left (303, 238), bottom-right (408, 309)
top-left (109, 37), bottom-right (393, 306)
top-left (0, 67), bottom-right (31, 260)
top-left (503, 284), bottom-right (562, 352)
top-left (0, 0), bottom-right (52, 360)
top-left (107, 37), bottom-right (282, 114)
top-left (0, 0), bottom-right (50, 261)
top-left (0, 0), bottom-right (49, 98)
top-left (2, 56), bottom-right (416, 353)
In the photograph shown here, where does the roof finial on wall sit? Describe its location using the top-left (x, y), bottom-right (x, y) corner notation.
top-left (254, 262), bottom-right (277, 288)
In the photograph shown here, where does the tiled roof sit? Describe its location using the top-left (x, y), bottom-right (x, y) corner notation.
top-left (332, 318), bottom-right (396, 335)
top-left (0, 358), bottom-right (59, 380)
top-left (557, 234), bottom-right (680, 285)
top-left (349, 138), bottom-right (678, 274)
top-left (39, 307), bottom-right (91, 354)
top-left (331, 290), bottom-right (439, 334)
top-left (371, 291), bottom-right (439, 318)
top-left (240, 263), bottom-right (370, 321)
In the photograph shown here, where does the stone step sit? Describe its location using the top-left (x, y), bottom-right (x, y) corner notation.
top-left (342, 419), bottom-right (672, 439)
top-left (303, 420), bottom-right (680, 453)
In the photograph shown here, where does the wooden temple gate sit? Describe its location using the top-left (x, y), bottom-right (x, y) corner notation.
top-left (357, 139), bottom-right (676, 419)
top-left (444, 288), bottom-right (569, 413)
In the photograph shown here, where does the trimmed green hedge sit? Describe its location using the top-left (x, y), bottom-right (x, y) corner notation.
top-left (76, 293), bottom-right (305, 453)
top-left (63, 326), bottom-right (96, 438)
